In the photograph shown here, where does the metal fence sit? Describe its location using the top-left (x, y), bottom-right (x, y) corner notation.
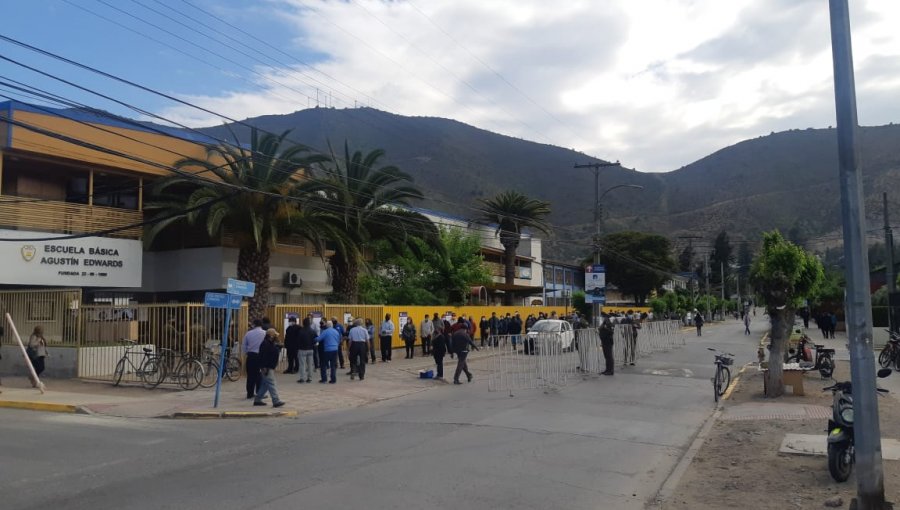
top-left (78, 303), bottom-right (248, 384)
top-left (484, 320), bottom-right (685, 394)
top-left (0, 288), bottom-right (82, 346)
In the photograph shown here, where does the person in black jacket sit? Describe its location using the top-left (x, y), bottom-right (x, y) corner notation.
top-left (296, 318), bottom-right (317, 383)
top-left (479, 316), bottom-right (489, 347)
top-left (284, 316), bottom-right (301, 374)
top-left (599, 315), bottom-right (615, 375)
top-left (451, 318), bottom-right (479, 384)
top-left (254, 329), bottom-right (285, 407)
top-left (432, 330), bottom-right (448, 379)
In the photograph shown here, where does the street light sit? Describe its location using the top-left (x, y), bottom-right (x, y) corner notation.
top-left (598, 184), bottom-right (644, 227)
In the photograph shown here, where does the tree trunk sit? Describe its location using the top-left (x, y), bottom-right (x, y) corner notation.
top-left (329, 251), bottom-right (360, 304)
top-left (502, 240), bottom-right (518, 306)
top-left (765, 307), bottom-right (794, 397)
top-left (237, 245), bottom-right (271, 326)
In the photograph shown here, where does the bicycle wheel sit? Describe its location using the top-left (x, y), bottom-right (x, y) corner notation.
top-left (879, 345), bottom-right (894, 368)
top-left (717, 366), bottom-right (732, 396)
top-left (199, 359), bottom-right (219, 388)
top-left (225, 356), bottom-right (242, 382)
top-left (113, 358), bottom-right (127, 386)
top-left (179, 359), bottom-right (204, 390)
top-left (819, 355), bottom-right (835, 379)
top-left (141, 358), bottom-right (166, 389)
top-left (713, 367), bottom-right (721, 403)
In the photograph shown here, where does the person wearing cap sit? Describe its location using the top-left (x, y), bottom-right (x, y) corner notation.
top-left (254, 328), bottom-right (285, 407)
top-left (599, 314), bottom-right (615, 375)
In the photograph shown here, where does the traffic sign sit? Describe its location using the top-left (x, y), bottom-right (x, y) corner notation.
top-left (204, 292), bottom-right (242, 309)
top-left (226, 278), bottom-right (256, 297)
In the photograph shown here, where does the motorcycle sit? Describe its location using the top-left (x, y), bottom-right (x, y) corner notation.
top-left (787, 334), bottom-right (835, 378)
top-left (824, 367), bottom-right (892, 482)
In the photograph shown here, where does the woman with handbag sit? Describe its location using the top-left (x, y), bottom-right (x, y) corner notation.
top-left (27, 325), bottom-right (49, 385)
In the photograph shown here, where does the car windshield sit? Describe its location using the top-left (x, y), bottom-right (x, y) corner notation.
top-left (530, 322), bottom-right (560, 333)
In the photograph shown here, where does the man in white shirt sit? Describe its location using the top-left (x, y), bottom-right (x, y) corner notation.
top-left (379, 313), bottom-right (395, 362)
top-left (241, 319), bottom-right (266, 399)
top-left (420, 315), bottom-right (434, 356)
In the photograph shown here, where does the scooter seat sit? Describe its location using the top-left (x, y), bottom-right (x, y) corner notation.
top-left (814, 344), bottom-right (825, 349)
top-left (820, 348), bottom-right (835, 354)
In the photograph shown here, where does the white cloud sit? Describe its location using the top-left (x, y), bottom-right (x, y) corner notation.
top-left (158, 0), bottom-right (900, 172)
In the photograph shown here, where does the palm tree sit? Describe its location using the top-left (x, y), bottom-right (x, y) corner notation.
top-left (479, 191), bottom-right (552, 305)
top-left (144, 128), bottom-right (330, 321)
top-left (298, 141), bottom-right (439, 303)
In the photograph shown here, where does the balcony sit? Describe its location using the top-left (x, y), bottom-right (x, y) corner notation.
top-left (486, 261), bottom-right (532, 279)
top-left (0, 196), bottom-right (143, 239)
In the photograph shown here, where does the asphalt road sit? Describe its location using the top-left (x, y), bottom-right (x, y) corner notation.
top-left (0, 318), bottom-right (762, 510)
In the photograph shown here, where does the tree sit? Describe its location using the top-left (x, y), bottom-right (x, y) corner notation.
top-left (678, 245), bottom-right (695, 272)
top-left (145, 128), bottom-right (329, 322)
top-left (299, 141), bottom-right (439, 303)
top-left (358, 228), bottom-right (491, 305)
top-left (479, 191), bottom-right (551, 305)
top-left (750, 230), bottom-right (823, 397)
top-left (599, 231), bottom-right (677, 304)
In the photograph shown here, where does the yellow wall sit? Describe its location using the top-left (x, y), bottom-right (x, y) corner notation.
top-left (10, 110), bottom-right (214, 177)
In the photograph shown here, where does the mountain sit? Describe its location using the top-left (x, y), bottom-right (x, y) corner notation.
top-left (197, 108), bottom-right (900, 262)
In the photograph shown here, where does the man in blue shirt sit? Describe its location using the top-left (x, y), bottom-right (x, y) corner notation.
top-left (241, 319), bottom-right (265, 399)
top-left (379, 313), bottom-right (395, 362)
top-left (316, 321), bottom-right (342, 384)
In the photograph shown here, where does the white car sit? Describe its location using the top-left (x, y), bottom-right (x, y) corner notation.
top-left (526, 319), bottom-right (576, 352)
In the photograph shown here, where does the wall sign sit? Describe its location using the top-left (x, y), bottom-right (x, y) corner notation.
top-left (0, 229), bottom-right (142, 287)
top-left (584, 264), bottom-right (606, 304)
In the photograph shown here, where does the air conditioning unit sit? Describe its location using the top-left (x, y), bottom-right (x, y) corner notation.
top-left (283, 272), bottom-right (303, 287)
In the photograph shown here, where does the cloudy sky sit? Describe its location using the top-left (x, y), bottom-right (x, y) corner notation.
top-left (3, 0), bottom-right (899, 172)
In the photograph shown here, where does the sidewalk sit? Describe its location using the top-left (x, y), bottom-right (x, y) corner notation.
top-left (0, 349), bottom-right (487, 419)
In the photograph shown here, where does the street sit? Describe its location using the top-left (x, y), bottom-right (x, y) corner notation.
top-left (0, 319), bottom-right (761, 510)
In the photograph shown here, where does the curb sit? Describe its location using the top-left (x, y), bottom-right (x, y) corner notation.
top-left (0, 400), bottom-right (87, 414)
top-left (169, 409), bottom-right (299, 419)
top-left (721, 363), bottom-right (751, 401)
top-left (650, 408), bottom-right (722, 508)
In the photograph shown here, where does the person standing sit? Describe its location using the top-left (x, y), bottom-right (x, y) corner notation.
top-left (488, 312), bottom-right (500, 347)
top-left (420, 315), bottom-right (434, 356)
top-left (829, 312), bottom-right (838, 339)
top-left (599, 315), bottom-right (615, 376)
top-left (694, 310), bottom-right (704, 337)
top-left (743, 313), bottom-right (751, 336)
top-left (26, 326), bottom-right (49, 385)
top-left (241, 319), bottom-right (266, 399)
top-left (254, 329), bottom-right (285, 407)
top-left (479, 316), bottom-right (489, 347)
top-left (309, 313), bottom-right (321, 369)
top-left (621, 310), bottom-right (637, 366)
top-left (316, 321), bottom-right (341, 384)
top-left (451, 319), bottom-right (479, 384)
top-left (379, 313), bottom-right (395, 362)
top-left (332, 317), bottom-right (346, 370)
top-left (402, 320), bottom-right (417, 359)
top-left (508, 313), bottom-right (523, 349)
top-left (431, 313), bottom-right (444, 345)
top-left (365, 318), bottom-right (377, 363)
top-left (296, 318), bottom-right (316, 383)
top-left (284, 316), bottom-right (301, 374)
top-left (431, 328), bottom-right (448, 379)
top-left (347, 319), bottom-right (370, 381)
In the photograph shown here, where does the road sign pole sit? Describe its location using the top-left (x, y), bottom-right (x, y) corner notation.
top-left (213, 307), bottom-right (232, 409)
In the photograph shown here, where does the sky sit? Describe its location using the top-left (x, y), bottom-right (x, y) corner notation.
top-left (2, 0), bottom-right (899, 173)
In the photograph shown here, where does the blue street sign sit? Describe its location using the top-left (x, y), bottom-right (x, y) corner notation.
top-left (226, 278), bottom-right (256, 297)
top-left (204, 292), bottom-right (242, 309)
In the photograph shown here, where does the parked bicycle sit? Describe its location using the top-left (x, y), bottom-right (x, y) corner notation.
top-left (198, 341), bottom-right (242, 388)
top-left (709, 347), bottom-right (734, 403)
top-left (157, 348), bottom-right (204, 390)
top-left (787, 335), bottom-right (835, 378)
top-left (878, 329), bottom-right (900, 369)
top-left (113, 339), bottom-right (165, 389)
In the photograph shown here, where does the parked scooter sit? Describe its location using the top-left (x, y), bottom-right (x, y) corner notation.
top-left (787, 334), bottom-right (835, 378)
top-left (823, 367), bottom-right (892, 482)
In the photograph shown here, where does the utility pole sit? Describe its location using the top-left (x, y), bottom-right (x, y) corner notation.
top-left (829, 2), bottom-right (885, 508)
top-left (884, 192), bottom-right (895, 295)
top-left (575, 160), bottom-right (621, 325)
top-left (705, 252), bottom-right (711, 321)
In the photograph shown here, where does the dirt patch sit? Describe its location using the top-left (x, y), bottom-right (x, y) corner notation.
top-left (661, 361), bottom-right (900, 509)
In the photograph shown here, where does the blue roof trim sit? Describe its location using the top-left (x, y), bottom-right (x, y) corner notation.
top-left (0, 100), bottom-right (220, 146)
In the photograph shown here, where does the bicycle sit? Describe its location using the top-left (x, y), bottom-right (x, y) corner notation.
top-left (878, 329), bottom-right (900, 369)
top-left (157, 348), bottom-right (204, 390)
top-left (198, 341), bottom-right (242, 388)
top-left (708, 347), bottom-right (735, 403)
top-left (113, 339), bottom-right (165, 389)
